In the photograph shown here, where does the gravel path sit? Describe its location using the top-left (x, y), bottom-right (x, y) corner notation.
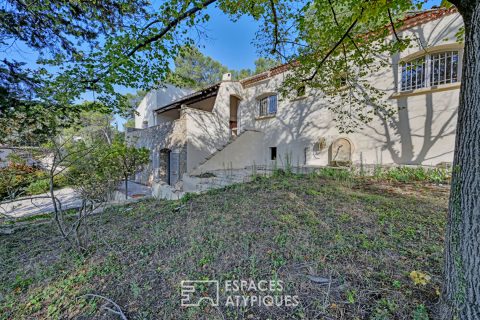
top-left (0, 188), bottom-right (81, 219)
top-left (0, 181), bottom-right (152, 219)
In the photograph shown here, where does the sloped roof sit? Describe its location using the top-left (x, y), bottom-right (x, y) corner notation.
top-left (399, 7), bottom-right (457, 31)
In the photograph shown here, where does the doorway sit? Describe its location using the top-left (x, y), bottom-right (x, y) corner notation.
top-left (229, 95), bottom-right (240, 137)
top-left (159, 149), bottom-right (171, 184)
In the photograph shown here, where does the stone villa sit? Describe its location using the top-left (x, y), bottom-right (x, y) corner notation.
top-left (126, 7), bottom-right (462, 198)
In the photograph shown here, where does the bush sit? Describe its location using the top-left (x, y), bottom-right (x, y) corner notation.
top-left (25, 179), bottom-right (50, 195)
top-left (316, 167), bottom-right (353, 180)
top-left (53, 174), bottom-right (70, 188)
top-left (25, 174), bottom-right (71, 196)
top-left (313, 166), bottom-right (451, 184)
top-left (0, 164), bottom-right (39, 199)
top-left (0, 162), bottom-right (71, 198)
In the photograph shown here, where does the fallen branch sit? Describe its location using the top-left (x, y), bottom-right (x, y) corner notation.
top-left (80, 294), bottom-right (128, 320)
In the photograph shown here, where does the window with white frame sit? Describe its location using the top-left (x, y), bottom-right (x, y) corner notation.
top-left (401, 57), bottom-right (426, 91)
top-left (258, 94), bottom-right (277, 117)
top-left (400, 51), bottom-right (459, 92)
top-left (430, 51), bottom-right (459, 86)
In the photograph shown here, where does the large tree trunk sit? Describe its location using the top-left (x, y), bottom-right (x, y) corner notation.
top-left (441, 1), bottom-right (480, 319)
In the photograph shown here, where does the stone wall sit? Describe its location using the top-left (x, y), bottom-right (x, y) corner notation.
top-left (126, 115), bottom-right (187, 185)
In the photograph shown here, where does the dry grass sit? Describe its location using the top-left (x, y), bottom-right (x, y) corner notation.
top-left (0, 173), bottom-right (449, 319)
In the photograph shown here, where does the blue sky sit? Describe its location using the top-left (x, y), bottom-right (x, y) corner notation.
top-left (197, 7), bottom-right (260, 71)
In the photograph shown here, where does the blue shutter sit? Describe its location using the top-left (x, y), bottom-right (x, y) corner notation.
top-left (268, 95), bottom-right (277, 114)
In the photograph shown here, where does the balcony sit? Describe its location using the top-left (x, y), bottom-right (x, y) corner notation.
top-left (126, 116), bottom-right (187, 150)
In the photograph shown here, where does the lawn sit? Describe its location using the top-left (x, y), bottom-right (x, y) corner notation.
top-left (0, 171), bottom-right (449, 319)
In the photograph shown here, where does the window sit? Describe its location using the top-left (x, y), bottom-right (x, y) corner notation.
top-left (270, 147), bottom-right (277, 160)
top-left (430, 51), bottom-right (458, 86)
top-left (259, 94), bottom-right (277, 117)
top-left (400, 51), bottom-right (459, 92)
top-left (401, 57), bottom-right (426, 91)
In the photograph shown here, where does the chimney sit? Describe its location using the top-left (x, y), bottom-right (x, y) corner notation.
top-left (222, 73), bottom-right (232, 81)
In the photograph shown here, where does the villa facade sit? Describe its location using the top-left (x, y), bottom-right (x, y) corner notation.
top-left (126, 7), bottom-right (462, 196)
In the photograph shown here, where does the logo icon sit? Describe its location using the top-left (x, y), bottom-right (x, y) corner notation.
top-left (181, 280), bottom-right (219, 307)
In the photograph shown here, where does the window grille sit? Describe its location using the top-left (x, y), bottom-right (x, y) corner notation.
top-left (400, 51), bottom-right (459, 92)
top-left (430, 51), bottom-right (459, 86)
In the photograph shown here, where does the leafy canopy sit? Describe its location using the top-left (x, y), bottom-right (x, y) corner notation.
top-left (1, 0), bottom-right (433, 137)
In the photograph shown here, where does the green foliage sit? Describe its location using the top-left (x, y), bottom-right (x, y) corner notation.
top-left (123, 118), bottom-right (136, 130)
top-left (168, 45), bottom-right (280, 89)
top-left (24, 175), bottom-right (69, 196)
top-left (312, 165), bottom-right (451, 185)
top-left (168, 45), bottom-right (230, 89)
top-left (413, 304), bottom-right (429, 320)
top-left (110, 137), bottom-right (150, 179)
top-left (66, 141), bottom-right (118, 200)
top-left (0, 161), bottom-right (39, 200)
top-left (0, 101), bottom-right (111, 146)
top-left (316, 167), bottom-right (354, 181)
top-left (1, 0), bottom-right (149, 142)
top-left (371, 298), bottom-right (398, 319)
top-left (253, 57), bottom-right (280, 73)
top-left (374, 166), bottom-right (451, 183)
top-left (24, 179), bottom-right (50, 195)
top-left (0, 152), bottom-right (70, 199)
top-left (65, 135), bottom-right (149, 201)
top-left (61, 108), bottom-right (116, 143)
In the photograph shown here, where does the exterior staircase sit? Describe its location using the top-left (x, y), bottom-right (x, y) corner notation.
top-left (191, 130), bottom-right (264, 175)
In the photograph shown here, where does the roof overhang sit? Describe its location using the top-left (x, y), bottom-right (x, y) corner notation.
top-left (154, 83), bottom-right (220, 114)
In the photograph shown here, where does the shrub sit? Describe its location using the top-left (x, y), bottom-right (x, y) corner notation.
top-left (374, 166), bottom-right (450, 183)
top-left (53, 174), bottom-right (70, 188)
top-left (25, 179), bottom-right (50, 195)
top-left (316, 167), bottom-right (353, 180)
top-left (0, 164), bottom-right (40, 199)
top-left (25, 174), bottom-right (71, 195)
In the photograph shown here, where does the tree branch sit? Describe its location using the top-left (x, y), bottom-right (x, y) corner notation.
top-left (305, 7), bottom-right (364, 81)
top-left (270, 0), bottom-right (280, 54)
top-left (85, 0), bottom-right (218, 85)
top-left (388, 8), bottom-right (401, 42)
top-left (80, 294), bottom-right (128, 320)
top-left (328, 0), bottom-right (370, 70)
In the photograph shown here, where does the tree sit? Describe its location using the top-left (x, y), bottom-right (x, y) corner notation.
top-left (43, 130), bottom-right (148, 251)
top-left (123, 118), bottom-right (136, 130)
top-left (0, 0), bottom-right (149, 116)
top-left (169, 45), bottom-right (230, 89)
top-left (169, 47), bottom-right (280, 89)
top-left (254, 57), bottom-right (280, 73)
top-left (110, 138), bottom-right (149, 199)
top-left (438, 1), bottom-right (480, 318)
